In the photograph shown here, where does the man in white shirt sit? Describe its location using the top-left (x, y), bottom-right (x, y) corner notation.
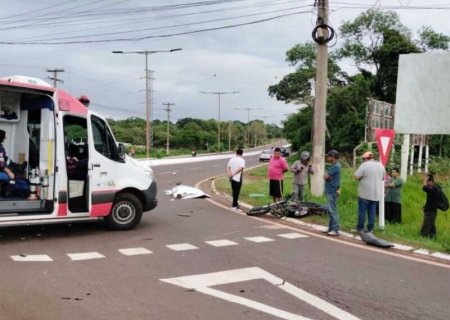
top-left (354, 151), bottom-right (385, 233)
top-left (227, 148), bottom-right (246, 210)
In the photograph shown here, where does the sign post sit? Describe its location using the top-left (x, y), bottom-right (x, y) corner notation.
top-left (375, 128), bottom-right (395, 229)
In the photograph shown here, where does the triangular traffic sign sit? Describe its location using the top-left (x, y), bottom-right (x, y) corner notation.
top-left (375, 128), bottom-right (395, 166)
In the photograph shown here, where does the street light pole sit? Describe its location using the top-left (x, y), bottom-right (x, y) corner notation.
top-left (112, 48), bottom-right (182, 158)
top-left (200, 91), bottom-right (239, 153)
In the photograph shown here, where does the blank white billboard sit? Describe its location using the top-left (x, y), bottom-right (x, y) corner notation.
top-left (395, 53), bottom-right (450, 134)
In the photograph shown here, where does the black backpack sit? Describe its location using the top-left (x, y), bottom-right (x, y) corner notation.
top-left (436, 185), bottom-right (449, 212)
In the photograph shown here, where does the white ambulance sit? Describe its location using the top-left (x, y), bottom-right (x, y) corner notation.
top-left (0, 75), bottom-right (157, 230)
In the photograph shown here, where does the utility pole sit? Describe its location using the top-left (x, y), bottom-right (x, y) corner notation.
top-left (148, 70), bottom-right (155, 148)
top-left (235, 107), bottom-right (262, 149)
top-left (311, 0), bottom-right (329, 196)
top-left (200, 91), bottom-right (239, 153)
top-left (46, 68), bottom-right (65, 87)
top-left (112, 48), bottom-right (182, 159)
top-left (163, 102), bottom-right (174, 155)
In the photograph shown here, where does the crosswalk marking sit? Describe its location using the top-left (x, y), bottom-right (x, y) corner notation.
top-left (166, 243), bottom-right (199, 251)
top-left (9, 233), bottom-right (310, 262)
top-left (119, 248), bottom-right (153, 256)
top-left (278, 233), bottom-right (309, 239)
top-left (205, 240), bottom-right (238, 247)
top-left (244, 236), bottom-right (274, 243)
top-left (11, 254), bottom-right (53, 262)
top-left (67, 252), bottom-right (105, 261)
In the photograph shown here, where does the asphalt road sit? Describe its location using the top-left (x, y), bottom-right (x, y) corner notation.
top-left (0, 150), bottom-right (449, 320)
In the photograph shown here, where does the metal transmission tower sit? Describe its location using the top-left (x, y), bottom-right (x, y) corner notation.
top-left (46, 68), bottom-right (65, 87)
top-left (200, 91), bottom-right (239, 153)
top-left (163, 102), bottom-right (175, 155)
top-left (112, 48), bottom-right (182, 159)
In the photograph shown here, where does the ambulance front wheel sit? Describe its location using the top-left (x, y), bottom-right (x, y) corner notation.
top-left (105, 193), bottom-right (143, 230)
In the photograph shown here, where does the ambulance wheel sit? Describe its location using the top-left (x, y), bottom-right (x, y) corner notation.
top-left (105, 193), bottom-right (143, 230)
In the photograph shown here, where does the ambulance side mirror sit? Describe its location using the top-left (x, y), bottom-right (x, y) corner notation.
top-left (118, 143), bottom-right (126, 162)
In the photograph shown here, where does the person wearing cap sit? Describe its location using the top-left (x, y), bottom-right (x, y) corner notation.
top-left (291, 151), bottom-right (314, 204)
top-left (354, 151), bottom-right (385, 233)
top-left (268, 147), bottom-right (289, 203)
top-left (323, 149), bottom-right (341, 236)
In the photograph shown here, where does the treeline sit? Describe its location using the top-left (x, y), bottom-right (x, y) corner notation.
top-left (269, 9), bottom-right (450, 158)
top-left (107, 117), bottom-right (282, 153)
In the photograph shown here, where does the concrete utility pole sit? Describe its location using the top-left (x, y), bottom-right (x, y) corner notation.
top-left (311, 0), bottom-right (329, 196)
top-left (112, 48), bottom-right (182, 159)
top-left (46, 68), bottom-right (65, 87)
top-left (163, 102), bottom-right (174, 155)
top-left (200, 91), bottom-right (239, 153)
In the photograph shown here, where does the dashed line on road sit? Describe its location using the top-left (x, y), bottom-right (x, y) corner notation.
top-left (67, 252), bottom-right (105, 261)
top-left (11, 255), bottom-right (53, 262)
top-left (166, 243), bottom-right (199, 251)
top-left (119, 248), bottom-right (153, 256)
top-left (205, 240), bottom-right (238, 247)
top-left (278, 233), bottom-right (308, 239)
top-left (244, 236), bottom-right (274, 243)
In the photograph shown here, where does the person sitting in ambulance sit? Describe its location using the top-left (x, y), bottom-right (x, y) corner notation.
top-left (78, 95), bottom-right (90, 108)
top-left (0, 129), bottom-right (15, 183)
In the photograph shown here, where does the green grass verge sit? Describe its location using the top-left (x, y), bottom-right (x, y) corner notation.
top-left (215, 158), bottom-right (450, 253)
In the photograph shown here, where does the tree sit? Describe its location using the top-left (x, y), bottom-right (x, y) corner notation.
top-left (268, 42), bottom-right (342, 105)
top-left (338, 9), bottom-right (410, 73)
top-left (417, 26), bottom-right (450, 51)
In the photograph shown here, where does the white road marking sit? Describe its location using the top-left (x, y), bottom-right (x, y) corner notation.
top-left (67, 252), bottom-right (105, 261)
top-left (166, 243), bottom-right (199, 251)
top-left (161, 267), bottom-right (361, 320)
top-left (393, 244), bottom-right (414, 251)
top-left (414, 249), bottom-right (430, 256)
top-left (258, 225), bottom-right (287, 229)
top-left (205, 240), bottom-right (238, 247)
top-left (244, 236), bottom-right (274, 243)
top-left (278, 233), bottom-right (309, 239)
top-left (119, 248), bottom-right (153, 256)
top-left (11, 255), bottom-right (53, 262)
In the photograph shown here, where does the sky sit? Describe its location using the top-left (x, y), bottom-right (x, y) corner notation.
top-left (0, 0), bottom-right (449, 126)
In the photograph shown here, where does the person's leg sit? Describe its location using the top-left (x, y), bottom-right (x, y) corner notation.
top-left (327, 192), bottom-right (339, 232)
top-left (231, 180), bottom-right (239, 207)
top-left (367, 200), bottom-right (377, 232)
top-left (236, 180), bottom-right (242, 207)
top-left (0, 171), bottom-right (9, 182)
top-left (430, 209), bottom-right (437, 238)
top-left (385, 202), bottom-right (392, 223)
top-left (298, 184), bottom-right (305, 202)
top-left (421, 210), bottom-right (431, 237)
top-left (357, 197), bottom-right (368, 231)
top-left (392, 203), bottom-right (401, 223)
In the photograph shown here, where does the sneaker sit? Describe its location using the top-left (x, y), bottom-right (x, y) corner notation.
top-left (231, 206), bottom-right (241, 211)
top-left (327, 230), bottom-right (339, 236)
top-left (322, 229), bottom-right (330, 233)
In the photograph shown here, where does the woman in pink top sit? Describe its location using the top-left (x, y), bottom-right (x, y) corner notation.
top-left (268, 147), bottom-right (289, 202)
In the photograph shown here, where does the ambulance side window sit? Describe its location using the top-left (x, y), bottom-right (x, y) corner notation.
top-left (91, 115), bottom-right (118, 160)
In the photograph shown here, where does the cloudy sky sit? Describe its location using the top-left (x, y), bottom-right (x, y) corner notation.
top-left (0, 0), bottom-right (449, 125)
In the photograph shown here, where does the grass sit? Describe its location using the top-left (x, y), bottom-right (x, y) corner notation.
top-left (215, 157), bottom-right (450, 253)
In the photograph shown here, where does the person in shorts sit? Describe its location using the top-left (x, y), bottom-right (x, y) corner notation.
top-left (268, 147), bottom-right (288, 203)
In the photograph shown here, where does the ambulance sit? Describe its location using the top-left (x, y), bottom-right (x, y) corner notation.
top-left (0, 75), bottom-right (157, 230)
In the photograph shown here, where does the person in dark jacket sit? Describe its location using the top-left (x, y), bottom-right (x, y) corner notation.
top-left (420, 174), bottom-right (441, 238)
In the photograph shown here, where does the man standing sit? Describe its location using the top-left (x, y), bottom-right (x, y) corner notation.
top-left (227, 148), bottom-right (245, 210)
top-left (354, 151), bottom-right (385, 233)
top-left (268, 147), bottom-right (288, 203)
top-left (421, 174), bottom-right (441, 238)
top-left (291, 151), bottom-right (314, 203)
top-left (323, 150), bottom-right (341, 236)
top-left (385, 167), bottom-right (403, 223)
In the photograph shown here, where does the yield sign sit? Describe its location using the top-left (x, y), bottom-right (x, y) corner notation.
top-left (375, 128), bottom-right (395, 166)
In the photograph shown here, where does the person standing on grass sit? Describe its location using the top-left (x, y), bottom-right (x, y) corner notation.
top-left (268, 147), bottom-right (288, 203)
top-left (354, 151), bottom-right (385, 233)
top-left (323, 150), bottom-right (341, 236)
top-left (227, 148), bottom-right (245, 210)
top-left (421, 174), bottom-right (441, 238)
top-left (291, 151), bottom-right (314, 203)
top-left (385, 167), bottom-right (403, 223)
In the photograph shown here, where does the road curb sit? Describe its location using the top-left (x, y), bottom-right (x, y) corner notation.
top-left (197, 175), bottom-right (450, 266)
